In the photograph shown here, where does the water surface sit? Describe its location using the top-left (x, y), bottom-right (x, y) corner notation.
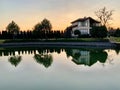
top-left (0, 47), bottom-right (120, 90)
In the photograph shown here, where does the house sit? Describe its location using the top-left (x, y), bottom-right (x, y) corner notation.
top-left (70, 17), bottom-right (101, 37)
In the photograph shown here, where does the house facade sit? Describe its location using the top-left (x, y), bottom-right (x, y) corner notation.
top-left (70, 17), bottom-right (100, 37)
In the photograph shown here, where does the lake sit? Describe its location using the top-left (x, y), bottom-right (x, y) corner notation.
top-left (0, 47), bottom-right (120, 90)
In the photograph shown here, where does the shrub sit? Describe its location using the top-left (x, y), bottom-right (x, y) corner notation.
top-left (90, 26), bottom-right (108, 38)
top-left (114, 28), bottom-right (120, 37)
top-left (74, 30), bottom-right (81, 38)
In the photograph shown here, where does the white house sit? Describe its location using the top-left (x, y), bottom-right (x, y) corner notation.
top-left (70, 17), bottom-right (100, 37)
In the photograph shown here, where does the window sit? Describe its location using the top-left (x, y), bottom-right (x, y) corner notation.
top-left (81, 21), bottom-right (87, 27)
top-left (81, 30), bottom-right (88, 34)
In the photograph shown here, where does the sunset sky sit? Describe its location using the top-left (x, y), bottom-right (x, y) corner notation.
top-left (0, 0), bottom-right (120, 31)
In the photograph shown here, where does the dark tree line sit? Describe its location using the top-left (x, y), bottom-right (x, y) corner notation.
top-left (0, 26), bottom-right (109, 39)
top-left (0, 30), bottom-right (65, 39)
top-left (109, 28), bottom-right (120, 37)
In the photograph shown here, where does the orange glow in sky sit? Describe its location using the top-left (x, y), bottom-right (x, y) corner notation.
top-left (0, 0), bottom-right (120, 31)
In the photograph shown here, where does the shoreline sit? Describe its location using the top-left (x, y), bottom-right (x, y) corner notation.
top-left (0, 42), bottom-right (116, 48)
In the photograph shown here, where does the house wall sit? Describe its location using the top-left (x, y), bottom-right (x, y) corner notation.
top-left (71, 19), bottom-right (91, 37)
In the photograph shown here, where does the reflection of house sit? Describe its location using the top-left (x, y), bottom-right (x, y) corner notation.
top-left (72, 49), bottom-right (90, 66)
top-left (70, 17), bottom-right (100, 37)
top-left (71, 49), bottom-right (108, 66)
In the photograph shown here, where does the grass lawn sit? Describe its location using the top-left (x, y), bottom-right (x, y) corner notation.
top-left (0, 40), bottom-right (6, 44)
top-left (0, 38), bottom-right (110, 43)
top-left (109, 37), bottom-right (120, 43)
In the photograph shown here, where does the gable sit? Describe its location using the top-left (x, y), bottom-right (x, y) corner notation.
top-left (71, 17), bottom-right (100, 24)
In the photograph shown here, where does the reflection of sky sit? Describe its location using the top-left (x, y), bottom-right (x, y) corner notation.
top-left (0, 0), bottom-right (120, 30)
top-left (0, 50), bottom-right (120, 90)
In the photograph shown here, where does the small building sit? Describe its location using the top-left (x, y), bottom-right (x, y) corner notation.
top-left (70, 17), bottom-right (101, 37)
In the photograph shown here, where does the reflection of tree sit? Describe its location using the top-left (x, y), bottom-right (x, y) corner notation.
top-left (34, 54), bottom-right (53, 68)
top-left (114, 48), bottom-right (120, 55)
top-left (65, 49), bottom-right (73, 58)
top-left (89, 50), bottom-right (108, 66)
top-left (0, 47), bottom-right (63, 57)
top-left (73, 52), bottom-right (81, 60)
top-left (37, 48), bottom-right (62, 55)
top-left (8, 55), bottom-right (22, 67)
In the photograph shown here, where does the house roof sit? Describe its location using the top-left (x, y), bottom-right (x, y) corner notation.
top-left (71, 17), bottom-right (100, 24)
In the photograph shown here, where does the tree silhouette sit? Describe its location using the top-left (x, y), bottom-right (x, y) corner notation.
top-left (114, 28), bottom-right (120, 37)
top-left (64, 27), bottom-right (72, 38)
top-left (90, 26), bottom-right (108, 38)
top-left (41, 18), bottom-right (52, 32)
top-left (95, 7), bottom-right (114, 27)
top-left (6, 21), bottom-right (20, 34)
top-left (33, 23), bottom-right (42, 32)
top-left (33, 18), bottom-right (52, 39)
top-left (8, 55), bottom-right (22, 67)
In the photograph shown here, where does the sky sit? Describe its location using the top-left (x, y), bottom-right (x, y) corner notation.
top-left (0, 0), bottom-right (120, 31)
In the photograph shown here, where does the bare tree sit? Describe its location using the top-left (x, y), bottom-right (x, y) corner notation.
top-left (95, 7), bottom-right (114, 27)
